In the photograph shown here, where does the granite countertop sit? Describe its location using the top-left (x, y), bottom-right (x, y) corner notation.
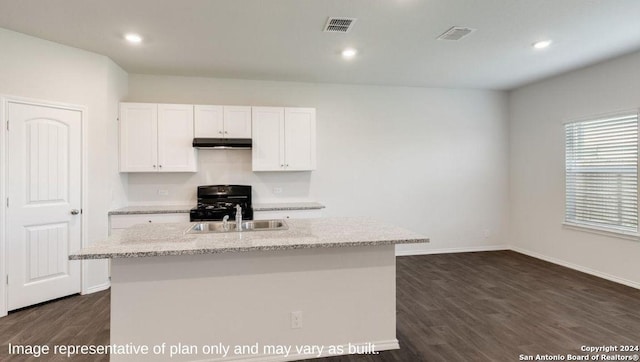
top-left (109, 202), bottom-right (325, 215)
top-left (253, 202), bottom-right (325, 211)
top-left (70, 217), bottom-right (428, 260)
top-left (109, 205), bottom-right (194, 215)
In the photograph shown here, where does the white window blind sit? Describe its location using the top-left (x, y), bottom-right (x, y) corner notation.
top-left (565, 113), bottom-right (639, 234)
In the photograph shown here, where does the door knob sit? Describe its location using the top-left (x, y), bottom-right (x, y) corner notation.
top-left (70, 209), bottom-right (80, 215)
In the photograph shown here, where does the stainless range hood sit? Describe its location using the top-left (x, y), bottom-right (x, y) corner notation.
top-left (192, 138), bottom-right (252, 150)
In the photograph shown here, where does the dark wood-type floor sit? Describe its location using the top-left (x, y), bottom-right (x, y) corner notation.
top-left (1, 251), bottom-right (639, 361)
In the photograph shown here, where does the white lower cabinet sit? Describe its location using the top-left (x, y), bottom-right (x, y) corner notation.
top-left (252, 107), bottom-right (316, 171)
top-left (253, 209), bottom-right (323, 220)
top-left (109, 213), bottom-right (190, 236)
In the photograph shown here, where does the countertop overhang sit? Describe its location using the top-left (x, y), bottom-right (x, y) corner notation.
top-left (70, 217), bottom-right (429, 260)
top-left (107, 202), bottom-right (326, 215)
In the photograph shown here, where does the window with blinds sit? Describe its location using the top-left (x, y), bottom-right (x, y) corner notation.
top-left (565, 112), bottom-right (639, 234)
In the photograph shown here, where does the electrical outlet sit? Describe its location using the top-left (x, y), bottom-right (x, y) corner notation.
top-left (273, 187), bottom-right (283, 194)
top-left (158, 189), bottom-right (169, 196)
top-left (291, 311), bottom-right (302, 329)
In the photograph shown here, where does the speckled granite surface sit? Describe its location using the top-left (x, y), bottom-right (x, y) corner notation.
top-left (253, 202), bottom-right (325, 211)
top-left (70, 217), bottom-right (428, 259)
top-left (109, 202), bottom-right (325, 215)
top-left (109, 205), bottom-right (193, 215)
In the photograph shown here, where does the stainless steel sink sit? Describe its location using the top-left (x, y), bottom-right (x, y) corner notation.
top-left (187, 219), bottom-right (288, 234)
top-left (189, 221), bottom-right (238, 233)
top-left (242, 219), bottom-right (288, 231)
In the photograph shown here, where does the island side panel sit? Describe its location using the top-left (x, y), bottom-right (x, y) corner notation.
top-left (110, 245), bottom-right (397, 362)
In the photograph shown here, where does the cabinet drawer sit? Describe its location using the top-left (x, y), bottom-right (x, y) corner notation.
top-left (110, 213), bottom-right (190, 229)
top-left (253, 209), bottom-right (323, 220)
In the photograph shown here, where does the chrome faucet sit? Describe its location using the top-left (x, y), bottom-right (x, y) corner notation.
top-left (222, 215), bottom-right (230, 231)
top-left (235, 204), bottom-right (242, 231)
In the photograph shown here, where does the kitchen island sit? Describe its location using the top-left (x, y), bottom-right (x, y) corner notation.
top-left (70, 217), bottom-right (428, 362)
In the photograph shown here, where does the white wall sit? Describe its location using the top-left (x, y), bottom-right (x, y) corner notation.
top-left (127, 75), bottom-right (510, 254)
top-left (509, 50), bottom-right (640, 287)
top-left (0, 28), bottom-right (128, 295)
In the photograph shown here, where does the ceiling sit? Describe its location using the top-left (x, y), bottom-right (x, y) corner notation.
top-left (1, 0), bottom-right (639, 90)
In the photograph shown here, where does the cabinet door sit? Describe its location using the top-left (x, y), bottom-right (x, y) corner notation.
top-left (157, 104), bottom-right (197, 172)
top-left (284, 108), bottom-right (316, 171)
top-left (252, 107), bottom-right (285, 171)
top-left (194, 105), bottom-right (224, 137)
top-left (119, 103), bottom-right (158, 172)
top-left (223, 106), bottom-right (252, 138)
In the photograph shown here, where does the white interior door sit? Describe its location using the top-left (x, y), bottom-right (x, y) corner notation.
top-left (6, 101), bottom-right (82, 311)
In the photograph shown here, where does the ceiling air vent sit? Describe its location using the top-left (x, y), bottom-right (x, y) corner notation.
top-left (437, 26), bottom-right (476, 41)
top-left (323, 17), bottom-right (357, 33)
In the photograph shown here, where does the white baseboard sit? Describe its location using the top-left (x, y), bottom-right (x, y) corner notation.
top-left (395, 244), bottom-right (508, 256)
top-left (192, 340), bottom-right (399, 362)
top-left (82, 281), bottom-right (111, 295)
top-left (510, 246), bottom-right (640, 290)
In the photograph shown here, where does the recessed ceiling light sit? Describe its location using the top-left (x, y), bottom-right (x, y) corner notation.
top-left (532, 40), bottom-right (552, 49)
top-left (342, 48), bottom-right (357, 59)
top-left (124, 33), bottom-right (143, 44)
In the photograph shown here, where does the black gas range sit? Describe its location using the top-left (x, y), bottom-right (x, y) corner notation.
top-left (190, 185), bottom-right (254, 222)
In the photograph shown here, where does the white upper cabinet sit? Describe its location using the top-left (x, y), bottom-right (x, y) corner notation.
top-left (120, 103), bottom-right (197, 173)
top-left (252, 107), bottom-right (316, 171)
top-left (223, 106), bottom-right (252, 138)
top-left (193, 105), bottom-right (224, 137)
top-left (252, 107), bottom-right (285, 171)
top-left (194, 105), bottom-right (251, 138)
top-left (284, 108), bottom-right (317, 171)
top-left (157, 104), bottom-right (197, 172)
top-left (119, 103), bottom-right (158, 172)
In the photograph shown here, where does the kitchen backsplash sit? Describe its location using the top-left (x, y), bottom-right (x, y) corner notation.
top-left (125, 150), bottom-right (314, 205)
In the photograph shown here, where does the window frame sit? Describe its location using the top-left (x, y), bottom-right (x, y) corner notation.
top-left (563, 109), bottom-right (640, 240)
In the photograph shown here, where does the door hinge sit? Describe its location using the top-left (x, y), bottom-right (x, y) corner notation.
top-left (5, 120), bottom-right (8, 131)
top-left (5, 198), bottom-right (8, 208)
top-left (5, 275), bottom-right (8, 285)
